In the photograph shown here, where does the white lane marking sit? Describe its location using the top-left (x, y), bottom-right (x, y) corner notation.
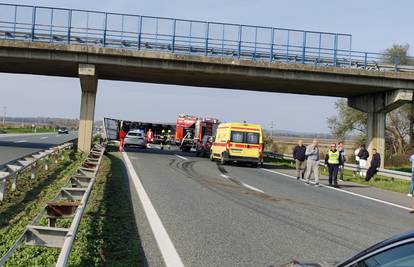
top-left (219, 173), bottom-right (264, 193)
top-left (14, 140), bottom-right (27, 143)
top-left (175, 154), bottom-right (188, 161)
top-left (261, 168), bottom-right (412, 211)
top-left (40, 137), bottom-right (48, 140)
top-left (123, 152), bottom-right (184, 267)
top-left (241, 182), bottom-right (265, 193)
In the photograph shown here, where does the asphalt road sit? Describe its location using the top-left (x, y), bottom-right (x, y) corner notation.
top-left (124, 146), bottom-right (414, 267)
top-left (0, 132), bottom-right (77, 167)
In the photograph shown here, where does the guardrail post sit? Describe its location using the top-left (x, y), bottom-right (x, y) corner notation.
top-left (302, 31), bottom-right (306, 64)
top-left (172, 19), bottom-right (176, 53)
top-left (103, 13), bottom-right (108, 47)
top-left (364, 52), bottom-right (368, 68)
top-left (11, 174), bottom-right (17, 191)
top-left (67, 9), bottom-right (72, 44)
top-left (31, 164), bottom-right (36, 179)
top-left (0, 180), bottom-right (5, 201)
top-left (238, 25), bottom-right (242, 58)
top-left (205, 22), bottom-right (209, 56)
top-left (31, 6), bottom-right (37, 41)
top-left (137, 16), bottom-right (142, 50)
top-left (44, 157), bottom-right (49, 171)
top-left (270, 28), bottom-right (274, 61)
top-left (333, 34), bottom-right (338, 66)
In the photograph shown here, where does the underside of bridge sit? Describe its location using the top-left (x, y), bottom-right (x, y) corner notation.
top-left (1, 40), bottom-right (414, 160)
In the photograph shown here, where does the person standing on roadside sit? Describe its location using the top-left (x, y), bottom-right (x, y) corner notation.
top-left (338, 142), bottom-right (347, 181)
top-left (365, 149), bottom-right (381, 181)
top-left (305, 139), bottom-right (320, 187)
top-left (118, 127), bottom-right (126, 152)
top-left (325, 143), bottom-right (342, 187)
top-left (408, 153), bottom-right (414, 197)
top-left (354, 145), bottom-right (361, 177)
top-left (358, 144), bottom-right (369, 177)
top-left (293, 139), bottom-right (307, 180)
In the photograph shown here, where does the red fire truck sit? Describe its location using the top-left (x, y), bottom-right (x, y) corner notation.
top-left (175, 114), bottom-right (219, 154)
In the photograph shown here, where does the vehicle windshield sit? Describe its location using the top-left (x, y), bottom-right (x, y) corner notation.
top-left (230, 131), bottom-right (259, 144)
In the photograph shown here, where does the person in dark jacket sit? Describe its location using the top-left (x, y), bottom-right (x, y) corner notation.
top-left (357, 144), bottom-right (369, 177)
top-left (293, 139), bottom-right (307, 180)
top-left (365, 149), bottom-right (381, 181)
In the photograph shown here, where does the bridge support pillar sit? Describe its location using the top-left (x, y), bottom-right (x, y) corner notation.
top-left (78, 64), bottom-right (98, 153)
top-left (348, 89), bottom-right (413, 168)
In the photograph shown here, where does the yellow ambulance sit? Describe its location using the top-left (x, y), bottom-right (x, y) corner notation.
top-left (210, 122), bottom-right (264, 167)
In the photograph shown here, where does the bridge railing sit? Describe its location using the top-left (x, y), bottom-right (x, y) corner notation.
top-left (0, 3), bottom-right (412, 71)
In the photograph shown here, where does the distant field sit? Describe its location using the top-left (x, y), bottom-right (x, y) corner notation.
top-left (0, 127), bottom-right (55, 134)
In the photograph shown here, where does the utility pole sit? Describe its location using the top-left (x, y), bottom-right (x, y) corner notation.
top-left (2, 106), bottom-right (6, 126)
top-left (270, 121), bottom-right (274, 139)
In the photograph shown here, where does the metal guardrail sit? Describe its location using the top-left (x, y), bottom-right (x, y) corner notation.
top-left (0, 143), bottom-right (105, 267)
top-left (0, 142), bottom-right (75, 202)
top-left (264, 151), bottom-right (412, 181)
top-left (0, 3), bottom-right (412, 71)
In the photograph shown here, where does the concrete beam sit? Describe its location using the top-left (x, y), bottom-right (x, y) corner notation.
top-left (348, 89), bottom-right (413, 168)
top-left (78, 64), bottom-right (97, 153)
top-left (348, 89), bottom-right (413, 113)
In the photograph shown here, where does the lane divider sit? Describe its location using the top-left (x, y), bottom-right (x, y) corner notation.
top-left (14, 140), bottom-right (27, 143)
top-left (174, 154), bottom-right (188, 161)
top-left (261, 168), bottom-right (412, 212)
top-left (123, 152), bottom-right (185, 267)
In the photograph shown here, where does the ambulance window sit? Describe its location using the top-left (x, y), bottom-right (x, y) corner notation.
top-left (246, 133), bottom-right (259, 144)
top-left (231, 131), bottom-right (244, 143)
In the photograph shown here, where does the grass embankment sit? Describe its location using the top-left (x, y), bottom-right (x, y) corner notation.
top-left (264, 156), bottom-right (410, 194)
top-left (68, 153), bottom-right (144, 267)
top-left (0, 128), bottom-right (55, 134)
top-left (0, 149), bottom-right (84, 266)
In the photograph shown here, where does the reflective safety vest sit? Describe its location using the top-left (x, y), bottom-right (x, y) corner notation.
top-left (328, 150), bottom-right (340, 164)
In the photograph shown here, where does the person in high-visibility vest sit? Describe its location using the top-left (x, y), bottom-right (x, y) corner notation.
top-left (324, 143), bottom-right (342, 187)
top-left (160, 129), bottom-right (166, 150)
top-left (166, 129), bottom-right (172, 150)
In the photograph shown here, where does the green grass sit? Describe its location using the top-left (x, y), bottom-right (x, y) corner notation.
top-left (68, 153), bottom-right (144, 267)
top-left (388, 166), bottom-right (411, 173)
top-left (0, 127), bottom-right (55, 134)
top-left (265, 156), bottom-right (410, 194)
top-left (0, 150), bottom-right (84, 266)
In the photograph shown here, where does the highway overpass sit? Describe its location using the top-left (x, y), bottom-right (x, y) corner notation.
top-left (1, 3), bottom-right (414, 166)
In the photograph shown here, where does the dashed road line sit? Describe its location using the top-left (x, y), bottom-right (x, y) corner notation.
top-left (175, 154), bottom-right (188, 161)
top-left (261, 168), bottom-right (411, 211)
top-left (240, 182), bottom-right (265, 193)
top-left (123, 152), bottom-right (185, 267)
top-left (40, 136), bottom-right (48, 140)
top-left (14, 140), bottom-right (27, 143)
top-left (220, 174), bottom-right (229, 179)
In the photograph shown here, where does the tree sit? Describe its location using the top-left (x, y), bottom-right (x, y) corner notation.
top-left (386, 104), bottom-right (411, 154)
top-left (327, 99), bottom-right (367, 142)
top-left (384, 43), bottom-right (410, 65)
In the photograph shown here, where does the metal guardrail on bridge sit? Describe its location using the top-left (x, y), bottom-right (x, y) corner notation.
top-left (264, 151), bottom-right (412, 181)
top-left (0, 3), bottom-right (413, 71)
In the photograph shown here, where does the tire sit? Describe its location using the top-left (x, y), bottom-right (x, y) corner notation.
top-left (196, 151), bottom-right (200, 157)
top-left (220, 154), bottom-right (226, 165)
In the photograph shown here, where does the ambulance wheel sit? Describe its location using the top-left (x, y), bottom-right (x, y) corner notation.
top-left (220, 154), bottom-right (226, 165)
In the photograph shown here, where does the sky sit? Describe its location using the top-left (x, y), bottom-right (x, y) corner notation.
top-left (1, 0), bottom-right (413, 133)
